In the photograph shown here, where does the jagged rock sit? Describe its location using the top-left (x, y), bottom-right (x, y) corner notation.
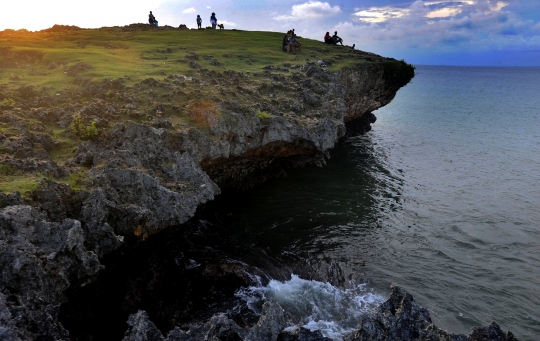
top-left (0, 205), bottom-right (101, 341)
top-left (248, 300), bottom-right (286, 341)
top-left (119, 285), bottom-right (519, 341)
top-left (123, 310), bottom-right (165, 341)
top-left (187, 314), bottom-right (246, 341)
top-left (468, 322), bottom-right (518, 341)
top-left (277, 327), bottom-right (332, 341)
top-left (343, 285), bottom-right (518, 341)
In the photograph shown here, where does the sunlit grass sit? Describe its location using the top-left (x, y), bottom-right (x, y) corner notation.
top-left (0, 27), bottom-right (364, 89)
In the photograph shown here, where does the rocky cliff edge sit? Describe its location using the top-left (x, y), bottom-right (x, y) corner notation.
top-left (1, 53), bottom-right (516, 341)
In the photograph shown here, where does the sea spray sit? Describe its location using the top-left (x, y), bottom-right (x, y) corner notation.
top-left (235, 274), bottom-right (384, 340)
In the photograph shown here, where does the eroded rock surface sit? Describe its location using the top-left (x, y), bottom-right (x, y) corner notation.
top-left (0, 205), bottom-right (101, 341)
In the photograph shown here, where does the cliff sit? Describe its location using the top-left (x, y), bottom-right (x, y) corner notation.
top-left (0, 26), bottom-right (515, 341)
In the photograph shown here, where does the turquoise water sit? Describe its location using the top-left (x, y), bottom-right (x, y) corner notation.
top-left (210, 66), bottom-right (540, 339)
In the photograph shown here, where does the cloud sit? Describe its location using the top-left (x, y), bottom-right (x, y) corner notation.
top-left (182, 7), bottom-right (196, 14)
top-left (274, 1), bottom-right (341, 21)
top-left (331, 0), bottom-right (539, 60)
top-left (353, 8), bottom-right (408, 23)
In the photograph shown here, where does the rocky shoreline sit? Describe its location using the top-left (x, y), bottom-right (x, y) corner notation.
top-left (0, 50), bottom-right (519, 340)
top-left (122, 285), bottom-right (518, 341)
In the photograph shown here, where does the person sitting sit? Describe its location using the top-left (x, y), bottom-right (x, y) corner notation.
top-left (324, 32), bottom-right (336, 45)
top-left (332, 31), bottom-right (343, 45)
top-left (289, 36), bottom-right (302, 52)
top-left (282, 35), bottom-right (294, 53)
top-left (149, 11), bottom-right (158, 26)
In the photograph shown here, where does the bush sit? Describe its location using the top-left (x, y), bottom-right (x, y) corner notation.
top-left (70, 112), bottom-right (99, 140)
top-left (256, 111), bottom-right (271, 119)
top-left (0, 98), bottom-right (15, 108)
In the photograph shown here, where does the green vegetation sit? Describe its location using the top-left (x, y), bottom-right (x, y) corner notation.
top-left (0, 98), bottom-right (15, 107)
top-left (70, 112), bottom-right (98, 139)
top-left (0, 164), bottom-right (40, 198)
top-left (56, 170), bottom-right (89, 191)
top-left (0, 176), bottom-right (39, 198)
top-left (256, 110), bottom-right (271, 119)
top-left (0, 26), bottom-right (366, 89)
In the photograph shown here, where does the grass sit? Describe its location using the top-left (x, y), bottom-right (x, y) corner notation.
top-left (0, 26), bottom-right (365, 90)
top-left (0, 165), bottom-right (37, 198)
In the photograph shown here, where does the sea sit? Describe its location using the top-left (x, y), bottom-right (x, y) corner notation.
top-left (211, 65), bottom-right (540, 340)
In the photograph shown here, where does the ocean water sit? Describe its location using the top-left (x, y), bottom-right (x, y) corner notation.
top-left (208, 66), bottom-right (540, 340)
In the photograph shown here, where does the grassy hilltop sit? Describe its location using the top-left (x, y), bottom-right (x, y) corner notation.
top-left (0, 25), bottom-right (413, 197)
top-left (0, 25), bottom-right (368, 87)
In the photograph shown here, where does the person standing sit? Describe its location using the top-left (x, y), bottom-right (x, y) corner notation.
top-left (196, 14), bottom-right (202, 29)
top-left (210, 12), bottom-right (217, 29)
top-left (149, 11), bottom-right (156, 26)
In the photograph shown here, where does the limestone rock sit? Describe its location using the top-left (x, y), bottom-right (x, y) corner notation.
top-left (0, 205), bottom-right (101, 341)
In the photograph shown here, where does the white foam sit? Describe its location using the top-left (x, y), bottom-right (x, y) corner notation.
top-left (235, 274), bottom-right (384, 340)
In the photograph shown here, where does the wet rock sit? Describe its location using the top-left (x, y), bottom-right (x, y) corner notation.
top-left (343, 285), bottom-right (519, 341)
top-left (468, 322), bottom-right (518, 341)
top-left (123, 310), bottom-right (165, 341)
top-left (278, 327), bottom-right (332, 341)
top-left (249, 300), bottom-right (286, 341)
top-left (183, 314), bottom-right (246, 341)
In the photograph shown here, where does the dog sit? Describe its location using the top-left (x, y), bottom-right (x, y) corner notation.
top-left (217, 23), bottom-right (224, 29)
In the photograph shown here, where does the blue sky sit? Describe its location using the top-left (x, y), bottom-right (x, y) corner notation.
top-left (3, 0), bottom-right (540, 66)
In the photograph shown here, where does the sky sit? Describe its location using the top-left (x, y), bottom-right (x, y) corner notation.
top-left (2, 0), bottom-right (540, 66)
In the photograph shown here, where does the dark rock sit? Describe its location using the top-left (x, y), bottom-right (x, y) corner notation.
top-left (344, 112), bottom-right (377, 137)
top-left (0, 205), bottom-right (102, 341)
top-left (344, 285), bottom-right (518, 341)
top-left (278, 327), bottom-right (332, 341)
top-left (468, 322), bottom-right (519, 341)
top-left (249, 300), bottom-right (286, 341)
top-left (123, 310), bottom-right (165, 341)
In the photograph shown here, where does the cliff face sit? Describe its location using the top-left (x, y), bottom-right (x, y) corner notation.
top-left (0, 59), bottom-right (417, 340)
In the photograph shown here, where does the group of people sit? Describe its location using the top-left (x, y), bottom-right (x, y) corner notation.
top-left (149, 11), bottom-right (221, 29)
top-left (324, 31), bottom-right (343, 45)
top-left (282, 30), bottom-right (302, 53)
top-left (197, 12), bottom-right (220, 29)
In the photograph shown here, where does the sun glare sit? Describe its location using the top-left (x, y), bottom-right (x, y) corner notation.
top-left (1, 0), bottom-right (164, 31)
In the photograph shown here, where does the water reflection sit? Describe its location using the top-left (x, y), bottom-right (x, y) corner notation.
top-left (200, 133), bottom-right (404, 285)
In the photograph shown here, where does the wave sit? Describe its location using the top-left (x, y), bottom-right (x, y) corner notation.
top-left (235, 274), bottom-right (384, 340)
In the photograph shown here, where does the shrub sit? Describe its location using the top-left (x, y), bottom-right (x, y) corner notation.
top-left (0, 164), bottom-right (21, 176)
top-left (70, 112), bottom-right (99, 140)
top-left (0, 98), bottom-right (15, 108)
top-left (256, 111), bottom-right (271, 119)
